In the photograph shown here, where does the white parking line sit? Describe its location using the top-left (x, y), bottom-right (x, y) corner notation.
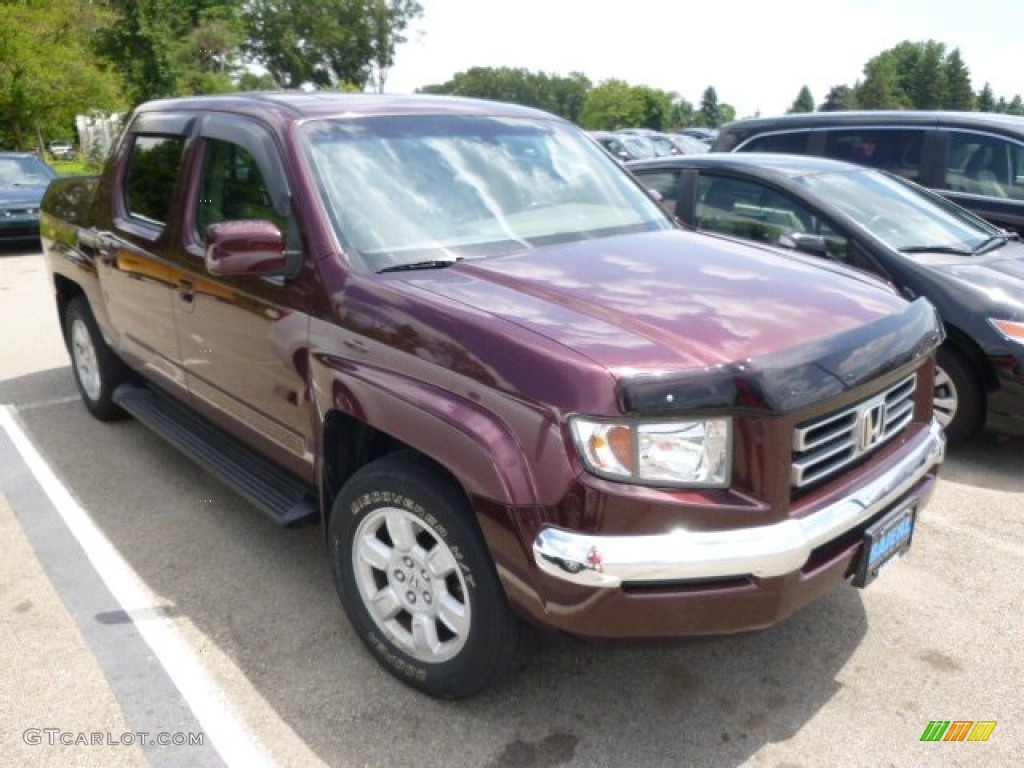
top-left (0, 405), bottom-right (273, 768)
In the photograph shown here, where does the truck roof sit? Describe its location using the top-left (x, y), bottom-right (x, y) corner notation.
top-left (136, 91), bottom-right (557, 122)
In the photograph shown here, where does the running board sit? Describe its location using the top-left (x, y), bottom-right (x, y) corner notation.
top-left (113, 384), bottom-right (317, 527)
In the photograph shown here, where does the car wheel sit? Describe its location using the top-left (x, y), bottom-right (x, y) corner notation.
top-left (328, 451), bottom-right (533, 699)
top-left (933, 345), bottom-right (983, 446)
top-left (64, 297), bottom-right (128, 421)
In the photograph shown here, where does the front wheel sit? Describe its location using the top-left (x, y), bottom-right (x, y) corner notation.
top-left (933, 345), bottom-right (983, 446)
top-left (328, 451), bottom-right (533, 699)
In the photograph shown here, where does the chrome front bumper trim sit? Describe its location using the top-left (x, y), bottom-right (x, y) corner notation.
top-left (533, 419), bottom-right (945, 588)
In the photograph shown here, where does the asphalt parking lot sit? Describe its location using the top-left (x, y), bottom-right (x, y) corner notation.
top-left (1, 245), bottom-right (1022, 768)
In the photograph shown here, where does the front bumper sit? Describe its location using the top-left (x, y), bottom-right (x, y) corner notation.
top-left (533, 418), bottom-right (945, 588)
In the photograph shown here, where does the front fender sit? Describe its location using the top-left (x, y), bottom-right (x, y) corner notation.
top-left (311, 353), bottom-right (544, 508)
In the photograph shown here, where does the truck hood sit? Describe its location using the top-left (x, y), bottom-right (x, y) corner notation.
top-left (405, 231), bottom-right (939, 412)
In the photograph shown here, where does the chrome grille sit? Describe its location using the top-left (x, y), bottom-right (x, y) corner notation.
top-left (792, 374), bottom-right (917, 488)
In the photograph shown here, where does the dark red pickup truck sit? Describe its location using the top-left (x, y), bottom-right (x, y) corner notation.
top-left (42, 93), bottom-right (946, 698)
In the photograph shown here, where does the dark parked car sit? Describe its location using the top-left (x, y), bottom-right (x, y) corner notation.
top-left (629, 152), bottom-right (1024, 443)
top-left (0, 152), bottom-right (58, 242)
top-left (713, 111), bottom-right (1024, 235)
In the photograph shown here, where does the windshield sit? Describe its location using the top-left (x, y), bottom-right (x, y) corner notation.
top-left (0, 155), bottom-right (57, 187)
top-left (300, 115), bottom-right (670, 271)
top-left (795, 169), bottom-right (1002, 253)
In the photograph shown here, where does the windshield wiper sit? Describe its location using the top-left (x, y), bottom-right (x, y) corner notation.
top-left (377, 259), bottom-right (460, 273)
top-left (971, 234), bottom-right (1011, 254)
top-left (898, 245), bottom-right (974, 255)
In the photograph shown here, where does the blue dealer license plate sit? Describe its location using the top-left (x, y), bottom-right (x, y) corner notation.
top-left (852, 503), bottom-right (916, 588)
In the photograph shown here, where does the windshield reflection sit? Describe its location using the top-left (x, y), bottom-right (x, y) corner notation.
top-left (300, 115), bottom-right (670, 272)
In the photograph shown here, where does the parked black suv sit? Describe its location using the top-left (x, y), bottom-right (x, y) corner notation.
top-left (713, 111), bottom-right (1024, 235)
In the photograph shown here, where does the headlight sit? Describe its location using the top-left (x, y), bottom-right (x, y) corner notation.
top-left (570, 417), bottom-right (731, 487)
top-left (989, 319), bottom-right (1024, 344)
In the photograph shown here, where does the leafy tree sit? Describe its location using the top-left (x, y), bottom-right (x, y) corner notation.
top-left (0, 0), bottom-right (123, 149)
top-left (943, 48), bottom-right (974, 110)
top-left (420, 67), bottom-right (591, 122)
top-left (819, 84), bottom-right (858, 111)
top-left (578, 79), bottom-right (646, 129)
top-left (699, 86), bottom-right (719, 127)
top-left (856, 55), bottom-right (903, 109)
top-left (367, 1), bottom-right (423, 93)
top-left (977, 82), bottom-right (996, 112)
top-left (910, 40), bottom-right (946, 110)
top-left (667, 98), bottom-right (695, 130)
top-left (1007, 95), bottom-right (1024, 116)
top-left (788, 86), bottom-right (815, 114)
top-left (718, 103), bottom-right (736, 126)
top-left (632, 86), bottom-right (673, 130)
top-left (243, 0), bottom-right (421, 90)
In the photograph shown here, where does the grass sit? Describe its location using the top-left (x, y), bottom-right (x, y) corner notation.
top-left (50, 158), bottom-right (94, 176)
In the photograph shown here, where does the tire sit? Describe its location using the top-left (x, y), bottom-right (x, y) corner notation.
top-left (328, 451), bottom-right (533, 698)
top-left (933, 344), bottom-right (983, 446)
top-left (64, 297), bottom-right (128, 421)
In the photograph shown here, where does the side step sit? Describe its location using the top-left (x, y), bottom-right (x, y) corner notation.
top-left (113, 384), bottom-right (318, 527)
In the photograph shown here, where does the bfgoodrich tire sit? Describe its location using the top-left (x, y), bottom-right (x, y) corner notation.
top-left (328, 451), bottom-right (533, 698)
top-left (64, 297), bottom-right (129, 421)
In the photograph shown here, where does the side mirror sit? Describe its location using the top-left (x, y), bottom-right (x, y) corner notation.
top-left (779, 231), bottom-right (829, 257)
top-left (205, 220), bottom-right (292, 277)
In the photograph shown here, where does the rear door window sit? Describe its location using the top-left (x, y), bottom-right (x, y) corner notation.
top-left (944, 131), bottom-right (1024, 200)
top-left (822, 129), bottom-right (925, 181)
top-left (124, 135), bottom-right (187, 228)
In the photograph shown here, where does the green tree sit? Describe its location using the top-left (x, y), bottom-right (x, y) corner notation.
top-left (632, 85), bottom-right (673, 130)
top-left (718, 103), bottom-right (736, 125)
top-left (667, 98), bottom-right (695, 130)
top-left (856, 55), bottom-right (903, 109)
top-left (243, 0), bottom-right (421, 90)
top-left (97, 1), bottom-right (240, 104)
top-left (578, 79), bottom-right (646, 129)
top-left (367, 1), bottom-right (423, 93)
top-left (1007, 95), bottom-right (1024, 116)
top-left (0, 0), bottom-right (123, 149)
top-left (699, 86), bottom-right (719, 127)
top-left (420, 67), bottom-right (591, 122)
top-left (977, 82), bottom-right (996, 112)
top-left (943, 48), bottom-right (974, 110)
top-left (819, 84), bottom-right (858, 111)
top-left (788, 86), bottom-right (815, 114)
top-left (910, 40), bottom-right (946, 110)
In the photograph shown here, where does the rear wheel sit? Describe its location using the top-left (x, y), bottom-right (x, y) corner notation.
top-left (64, 297), bottom-right (128, 421)
top-left (328, 451), bottom-right (533, 698)
top-left (934, 344), bottom-right (983, 446)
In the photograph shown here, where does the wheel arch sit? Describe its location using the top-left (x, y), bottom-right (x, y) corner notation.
top-left (941, 322), bottom-right (999, 393)
top-left (315, 366), bottom-right (542, 535)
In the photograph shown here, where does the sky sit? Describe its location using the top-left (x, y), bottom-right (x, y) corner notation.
top-left (383, 0), bottom-right (1023, 118)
